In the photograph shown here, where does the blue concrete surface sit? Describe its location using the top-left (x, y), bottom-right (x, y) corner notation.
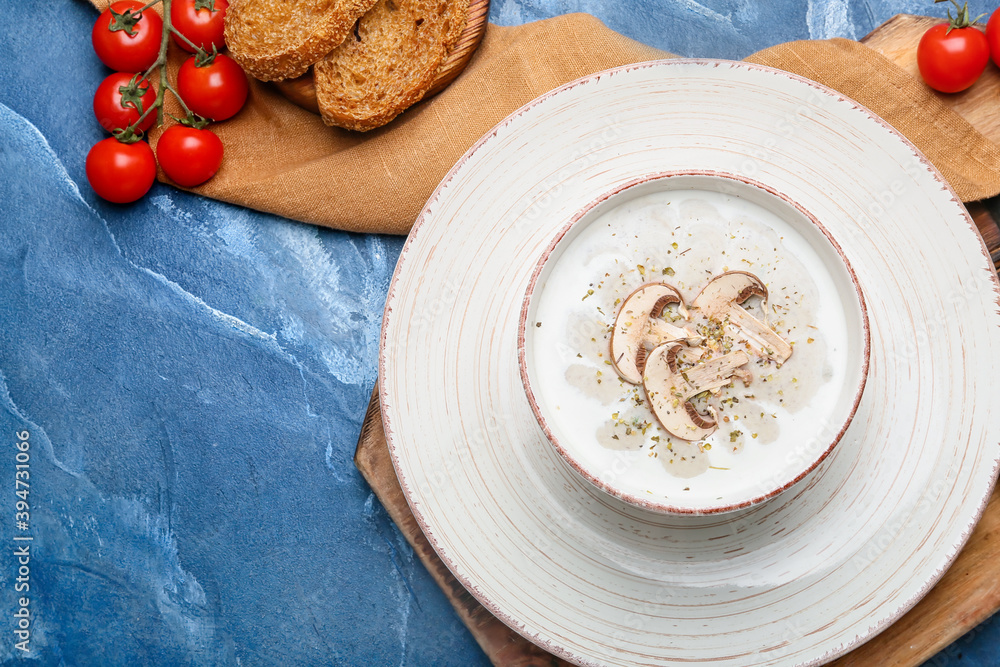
top-left (0, 0), bottom-right (996, 665)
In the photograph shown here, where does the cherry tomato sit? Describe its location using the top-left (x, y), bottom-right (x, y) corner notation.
top-left (156, 125), bottom-right (224, 187)
top-left (176, 55), bottom-right (248, 121)
top-left (86, 138), bottom-right (157, 204)
top-left (93, 73), bottom-right (156, 134)
top-left (917, 22), bottom-right (989, 93)
top-left (987, 8), bottom-right (1000, 64)
top-left (171, 0), bottom-right (228, 53)
top-left (91, 1), bottom-right (163, 72)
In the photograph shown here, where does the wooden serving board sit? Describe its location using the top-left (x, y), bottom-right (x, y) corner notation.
top-left (274, 0), bottom-right (490, 114)
top-left (354, 15), bottom-right (1000, 667)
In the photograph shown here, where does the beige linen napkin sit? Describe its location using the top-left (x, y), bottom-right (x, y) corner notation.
top-left (87, 4), bottom-right (1000, 233)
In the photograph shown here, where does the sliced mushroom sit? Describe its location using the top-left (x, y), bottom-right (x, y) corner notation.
top-left (643, 342), bottom-right (752, 441)
top-left (610, 283), bottom-right (701, 384)
top-left (693, 271), bottom-right (792, 364)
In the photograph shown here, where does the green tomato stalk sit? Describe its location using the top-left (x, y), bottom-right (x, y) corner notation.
top-left (110, 0), bottom-right (214, 143)
top-left (935, 0), bottom-right (987, 33)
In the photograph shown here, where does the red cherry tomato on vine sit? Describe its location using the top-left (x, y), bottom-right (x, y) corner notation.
top-left (171, 0), bottom-right (228, 53)
top-left (176, 55), bottom-right (248, 121)
top-left (93, 72), bottom-right (156, 134)
top-left (917, 23), bottom-right (989, 93)
top-left (987, 9), bottom-right (1000, 64)
top-left (86, 138), bottom-right (157, 204)
top-left (156, 125), bottom-right (224, 187)
top-left (91, 0), bottom-right (163, 72)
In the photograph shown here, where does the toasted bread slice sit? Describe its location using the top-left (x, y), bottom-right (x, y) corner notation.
top-left (313, 0), bottom-right (469, 131)
top-left (225, 0), bottom-right (379, 81)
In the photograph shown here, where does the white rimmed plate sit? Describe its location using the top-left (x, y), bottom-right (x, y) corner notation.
top-left (380, 60), bottom-right (1000, 666)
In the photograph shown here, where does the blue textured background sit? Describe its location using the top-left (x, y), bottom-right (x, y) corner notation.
top-left (0, 1), bottom-right (997, 665)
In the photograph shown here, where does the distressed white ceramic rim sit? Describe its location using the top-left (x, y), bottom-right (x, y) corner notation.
top-left (379, 59), bottom-right (1000, 667)
top-left (516, 170), bottom-right (872, 515)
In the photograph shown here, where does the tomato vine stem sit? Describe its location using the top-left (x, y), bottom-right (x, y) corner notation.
top-left (936, 0), bottom-right (986, 31)
top-left (169, 26), bottom-right (198, 51)
top-left (123, 0), bottom-right (207, 139)
top-left (163, 79), bottom-right (193, 116)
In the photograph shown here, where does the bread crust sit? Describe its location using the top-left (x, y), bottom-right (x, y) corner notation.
top-left (314, 0), bottom-right (470, 131)
top-left (225, 0), bottom-right (380, 81)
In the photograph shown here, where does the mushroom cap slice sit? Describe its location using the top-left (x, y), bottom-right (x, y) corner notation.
top-left (643, 342), bottom-right (752, 441)
top-left (693, 271), bottom-right (792, 364)
top-left (610, 283), bottom-right (686, 385)
top-left (694, 270), bottom-right (768, 315)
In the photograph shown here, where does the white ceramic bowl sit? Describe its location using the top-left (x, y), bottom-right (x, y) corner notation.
top-left (518, 171), bottom-right (870, 514)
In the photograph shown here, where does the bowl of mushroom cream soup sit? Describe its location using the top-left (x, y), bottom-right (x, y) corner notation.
top-left (516, 171), bottom-right (870, 514)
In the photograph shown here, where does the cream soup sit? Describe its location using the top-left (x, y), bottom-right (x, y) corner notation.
top-left (528, 187), bottom-right (852, 506)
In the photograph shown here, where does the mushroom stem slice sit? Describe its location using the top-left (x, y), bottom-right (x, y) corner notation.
top-left (610, 283), bottom-right (688, 385)
top-left (642, 343), bottom-right (752, 441)
top-left (693, 271), bottom-right (792, 364)
top-left (646, 319), bottom-right (702, 346)
top-left (681, 350), bottom-right (753, 393)
top-left (724, 304), bottom-right (793, 363)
